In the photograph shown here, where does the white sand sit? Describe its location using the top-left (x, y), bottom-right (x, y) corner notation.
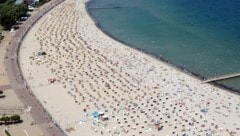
top-left (19, 0), bottom-right (240, 135)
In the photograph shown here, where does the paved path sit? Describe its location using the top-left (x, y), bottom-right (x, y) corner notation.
top-left (0, 106), bottom-right (25, 115)
top-left (4, 0), bottom-right (67, 136)
top-left (0, 84), bottom-right (11, 91)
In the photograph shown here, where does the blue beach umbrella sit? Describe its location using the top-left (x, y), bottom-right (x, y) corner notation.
top-left (91, 111), bottom-right (99, 119)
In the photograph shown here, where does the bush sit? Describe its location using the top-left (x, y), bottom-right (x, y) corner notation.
top-left (0, 116), bottom-right (10, 123)
top-left (10, 114), bottom-right (20, 121)
top-left (0, 114), bottom-right (21, 124)
top-left (4, 129), bottom-right (11, 136)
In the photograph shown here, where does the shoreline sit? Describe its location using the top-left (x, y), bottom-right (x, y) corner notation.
top-left (86, 1), bottom-right (240, 95)
top-left (19, 0), bottom-right (240, 135)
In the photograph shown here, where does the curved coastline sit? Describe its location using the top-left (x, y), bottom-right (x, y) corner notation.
top-left (18, 0), bottom-right (240, 135)
top-left (86, 0), bottom-right (240, 94)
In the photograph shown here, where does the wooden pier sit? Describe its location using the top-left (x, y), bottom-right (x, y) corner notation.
top-left (203, 73), bottom-right (240, 83)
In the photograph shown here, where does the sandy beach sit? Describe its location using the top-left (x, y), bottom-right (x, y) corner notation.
top-left (19, 0), bottom-right (240, 135)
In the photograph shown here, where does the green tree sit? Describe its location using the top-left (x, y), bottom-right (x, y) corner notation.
top-left (0, 2), bottom-right (28, 29)
top-left (0, 9), bottom-right (16, 29)
top-left (10, 114), bottom-right (21, 121)
top-left (0, 0), bottom-right (8, 4)
top-left (0, 116), bottom-right (10, 123)
top-left (15, 3), bottom-right (28, 17)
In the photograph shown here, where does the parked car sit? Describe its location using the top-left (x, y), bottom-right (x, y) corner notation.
top-left (19, 16), bottom-right (28, 21)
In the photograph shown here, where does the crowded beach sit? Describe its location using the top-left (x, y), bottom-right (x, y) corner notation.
top-left (19, 0), bottom-right (240, 135)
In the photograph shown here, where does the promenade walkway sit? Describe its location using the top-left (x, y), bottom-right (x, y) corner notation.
top-left (4, 0), bottom-right (67, 136)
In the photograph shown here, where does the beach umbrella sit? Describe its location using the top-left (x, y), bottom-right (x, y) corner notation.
top-left (154, 120), bottom-right (161, 125)
top-left (102, 115), bottom-right (108, 120)
top-left (200, 108), bottom-right (208, 113)
top-left (91, 111), bottom-right (99, 119)
top-left (99, 111), bottom-right (104, 116)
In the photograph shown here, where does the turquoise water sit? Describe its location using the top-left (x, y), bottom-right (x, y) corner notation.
top-left (87, 0), bottom-right (240, 91)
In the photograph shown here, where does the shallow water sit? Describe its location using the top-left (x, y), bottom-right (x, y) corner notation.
top-left (87, 0), bottom-right (240, 91)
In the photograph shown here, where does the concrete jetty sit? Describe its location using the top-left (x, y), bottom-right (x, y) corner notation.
top-left (88, 6), bottom-right (122, 10)
top-left (203, 73), bottom-right (240, 83)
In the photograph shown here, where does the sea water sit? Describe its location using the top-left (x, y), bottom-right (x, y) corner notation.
top-left (87, 0), bottom-right (240, 91)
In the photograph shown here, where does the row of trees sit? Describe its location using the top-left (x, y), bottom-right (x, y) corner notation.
top-left (0, 114), bottom-right (22, 125)
top-left (0, 0), bottom-right (50, 30)
top-left (0, 0), bottom-right (28, 30)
